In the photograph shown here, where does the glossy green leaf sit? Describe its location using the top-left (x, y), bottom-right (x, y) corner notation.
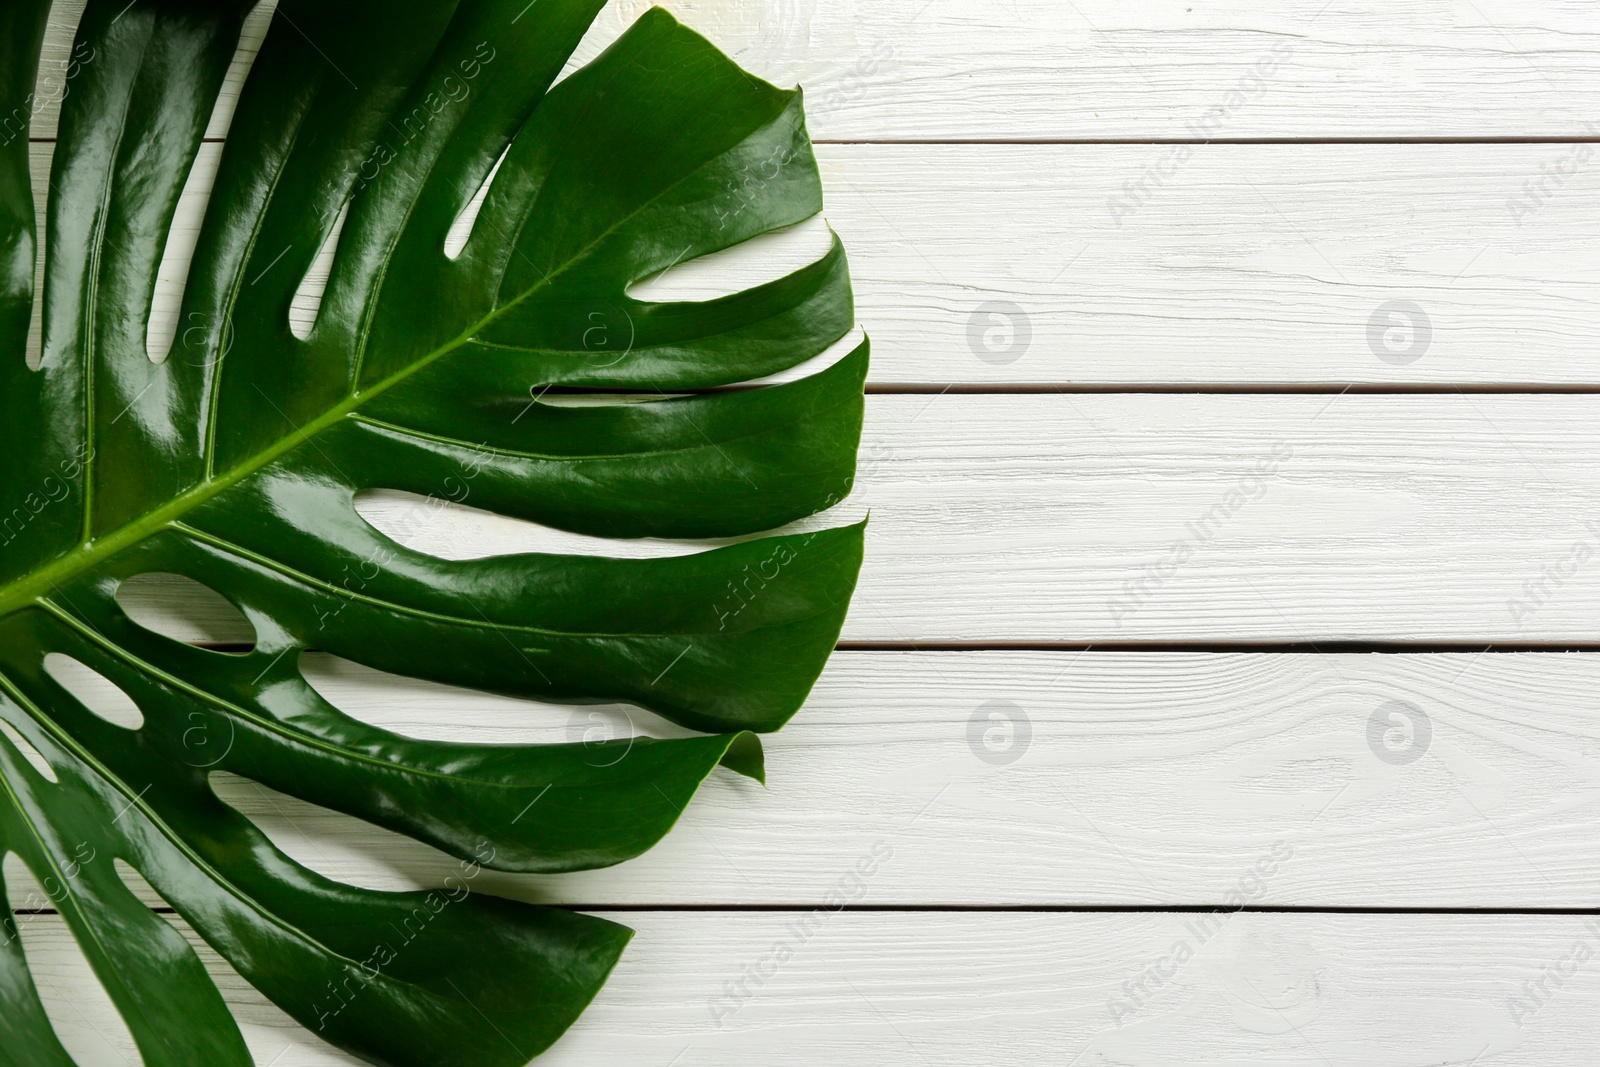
top-left (0, 1), bottom-right (864, 1063)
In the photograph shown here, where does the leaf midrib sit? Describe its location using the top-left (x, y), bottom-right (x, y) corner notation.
top-left (0, 147), bottom-right (707, 620)
top-left (0, 319), bottom-right (481, 620)
top-left (0, 106), bottom-right (764, 622)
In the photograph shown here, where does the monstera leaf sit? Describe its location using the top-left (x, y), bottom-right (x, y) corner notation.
top-left (0, 0), bottom-right (864, 1062)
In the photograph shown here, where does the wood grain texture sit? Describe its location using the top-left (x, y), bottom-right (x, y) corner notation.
top-left (92, 393), bottom-right (1600, 642)
top-left (353, 392), bottom-right (1600, 644)
top-left (27, 0), bottom-right (1600, 142)
top-left (817, 143), bottom-right (1600, 385)
top-left (10, 650), bottom-right (1600, 908)
top-left (26, 141), bottom-right (1600, 384)
top-left (14, 909), bottom-right (1600, 1065)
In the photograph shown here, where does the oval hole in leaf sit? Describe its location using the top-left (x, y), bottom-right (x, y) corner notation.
top-left (145, 3), bottom-right (277, 364)
top-left (626, 214), bottom-right (833, 303)
top-left (210, 770), bottom-right (490, 894)
top-left (299, 650), bottom-right (689, 744)
top-left (23, 188), bottom-right (41, 370)
top-left (355, 488), bottom-right (862, 563)
top-left (43, 654), bottom-right (144, 731)
top-left (146, 144), bottom-right (225, 364)
top-left (355, 489), bottom-right (730, 562)
top-left (289, 196), bottom-right (352, 340)
top-left (2, 850), bottom-right (51, 912)
top-left (532, 392), bottom-right (681, 408)
top-left (727, 324), bottom-right (868, 388)
top-left (3, 853), bottom-right (144, 1065)
top-left (444, 142), bottom-right (511, 260)
top-left (112, 858), bottom-right (169, 910)
top-left (0, 719), bottom-right (56, 783)
top-left (208, 0), bottom-right (280, 133)
top-left (115, 573), bottom-right (257, 650)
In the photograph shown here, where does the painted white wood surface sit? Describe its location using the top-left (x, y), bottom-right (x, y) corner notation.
top-left (28, 0), bottom-right (1600, 142)
top-left (26, 140), bottom-right (1600, 384)
top-left (107, 393), bottom-right (1600, 643)
top-left (835, 393), bottom-right (1600, 641)
top-left (17, 910), bottom-right (1600, 1065)
top-left (14, 651), bottom-right (1600, 909)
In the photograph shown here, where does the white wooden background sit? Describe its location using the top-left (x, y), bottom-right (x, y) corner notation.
top-left (18, 0), bottom-right (1600, 1063)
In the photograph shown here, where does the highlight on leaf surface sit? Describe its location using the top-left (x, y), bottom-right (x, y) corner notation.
top-left (0, 0), bottom-right (865, 1063)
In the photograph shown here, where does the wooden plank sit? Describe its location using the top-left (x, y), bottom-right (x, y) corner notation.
top-left (10, 650), bottom-right (1600, 908)
top-left (25, 141), bottom-right (1600, 383)
top-left (352, 392), bottom-right (1600, 643)
top-left (817, 143), bottom-right (1600, 385)
top-left (27, 0), bottom-right (1600, 142)
top-left (67, 393), bottom-right (1600, 642)
top-left (14, 909), bottom-right (1600, 1064)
